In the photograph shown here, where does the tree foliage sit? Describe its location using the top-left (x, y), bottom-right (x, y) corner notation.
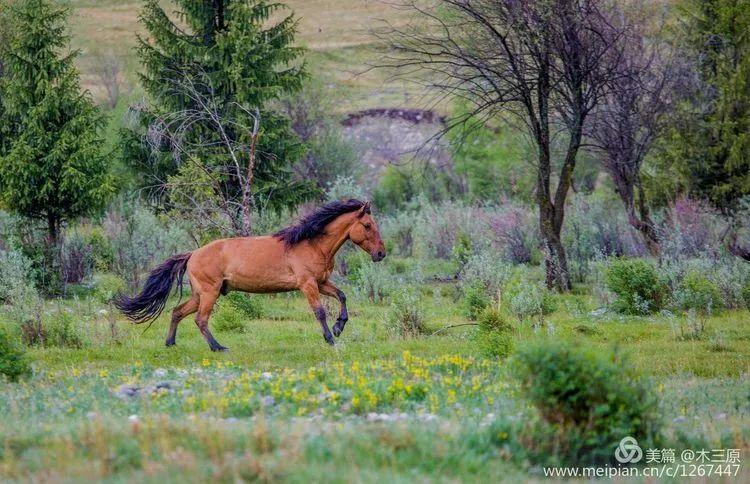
top-left (0, 0), bottom-right (114, 243)
top-left (127, 0), bottom-right (317, 217)
top-left (657, 0), bottom-right (750, 211)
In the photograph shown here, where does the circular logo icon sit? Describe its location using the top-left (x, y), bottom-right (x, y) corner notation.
top-left (615, 437), bottom-right (643, 464)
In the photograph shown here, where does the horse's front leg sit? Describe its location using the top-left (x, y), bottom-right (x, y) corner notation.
top-left (299, 279), bottom-right (334, 345)
top-left (320, 281), bottom-right (348, 337)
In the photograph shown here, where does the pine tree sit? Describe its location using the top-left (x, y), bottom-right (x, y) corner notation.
top-left (127, 0), bottom-right (317, 217)
top-left (657, 0), bottom-right (750, 211)
top-left (0, 0), bottom-right (114, 244)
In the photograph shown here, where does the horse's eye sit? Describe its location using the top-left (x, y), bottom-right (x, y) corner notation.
top-left (364, 223), bottom-right (372, 230)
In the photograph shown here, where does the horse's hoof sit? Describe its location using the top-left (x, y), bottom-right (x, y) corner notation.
top-left (332, 326), bottom-right (342, 337)
top-left (212, 346), bottom-right (229, 352)
top-left (165, 340), bottom-right (176, 347)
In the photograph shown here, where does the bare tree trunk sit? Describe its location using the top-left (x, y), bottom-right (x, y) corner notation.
top-left (611, 170), bottom-right (660, 255)
top-left (239, 132), bottom-right (258, 237)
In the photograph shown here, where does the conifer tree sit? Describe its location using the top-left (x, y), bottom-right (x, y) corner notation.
top-left (127, 0), bottom-right (316, 217)
top-left (0, 0), bottom-right (113, 244)
top-left (658, 0), bottom-right (750, 211)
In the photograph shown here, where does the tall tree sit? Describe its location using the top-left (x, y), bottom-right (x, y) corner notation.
top-left (380, 0), bottom-right (627, 290)
top-left (658, 0), bottom-right (750, 211)
top-left (589, 24), bottom-right (684, 255)
top-left (0, 0), bottom-right (113, 244)
top-left (127, 0), bottom-right (316, 221)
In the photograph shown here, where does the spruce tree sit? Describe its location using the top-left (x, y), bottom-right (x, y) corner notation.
top-left (658, 0), bottom-right (750, 211)
top-left (128, 0), bottom-right (317, 216)
top-left (0, 0), bottom-right (114, 243)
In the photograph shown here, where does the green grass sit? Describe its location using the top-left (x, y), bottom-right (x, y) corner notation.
top-left (2, 279), bottom-right (750, 481)
top-left (18, 287), bottom-right (750, 377)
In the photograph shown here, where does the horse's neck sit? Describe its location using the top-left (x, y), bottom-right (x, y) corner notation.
top-left (315, 214), bottom-right (354, 261)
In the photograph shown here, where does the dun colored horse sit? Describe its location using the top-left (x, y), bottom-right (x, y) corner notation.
top-left (115, 200), bottom-right (386, 351)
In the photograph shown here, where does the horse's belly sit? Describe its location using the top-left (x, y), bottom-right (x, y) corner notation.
top-left (224, 263), bottom-right (297, 293)
top-left (227, 274), bottom-right (297, 293)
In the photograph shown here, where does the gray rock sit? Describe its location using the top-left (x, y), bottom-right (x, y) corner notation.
top-left (115, 384), bottom-right (140, 398)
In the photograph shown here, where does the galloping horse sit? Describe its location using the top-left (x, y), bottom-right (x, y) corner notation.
top-left (115, 199), bottom-right (386, 351)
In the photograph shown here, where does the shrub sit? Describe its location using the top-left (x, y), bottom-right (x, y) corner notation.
top-left (44, 311), bottom-right (87, 348)
top-left (103, 200), bottom-right (192, 291)
top-left (506, 277), bottom-right (556, 322)
top-left (350, 256), bottom-right (413, 303)
top-left (61, 231), bottom-right (95, 284)
top-left (0, 329), bottom-right (31, 381)
top-left (564, 194), bottom-right (647, 282)
top-left (462, 281), bottom-right (490, 320)
top-left (452, 231), bottom-right (473, 275)
top-left (213, 304), bottom-right (247, 334)
top-left (92, 273), bottom-right (127, 304)
top-left (486, 202), bottom-right (536, 264)
top-left (385, 291), bottom-right (425, 338)
top-left (743, 282), bottom-right (750, 309)
top-left (673, 270), bottom-right (723, 315)
top-left (476, 308), bottom-right (514, 358)
top-left (512, 341), bottom-right (660, 464)
top-left (325, 175), bottom-right (367, 201)
top-left (605, 258), bottom-right (665, 315)
top-left (0, 249), bottom-right (35, 304)
top-left (461, 251), bottom-right (512, 297)
top-left (224, 292), bottom-right (264, 319)
top-left (381, 210), bottom-right (415, 257)
top-left (670, 309), bottom-right (706, 341)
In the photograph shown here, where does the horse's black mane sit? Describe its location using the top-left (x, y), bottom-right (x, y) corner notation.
top-left (274, 199), bottom-right (367, 246)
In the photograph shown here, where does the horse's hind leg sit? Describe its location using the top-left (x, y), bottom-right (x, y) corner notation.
top-left (195, 291), bottom-right (228, 352)
top-left (166, 296), bottom-right (198, 347)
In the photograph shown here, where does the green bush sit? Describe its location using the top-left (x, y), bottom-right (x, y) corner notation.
top-left (92, 273), bottom-right (127, 304)
top-left (213, 304), bottom-right (247, 334)
top-left (512, 341), bottom-right (660, 464)
top-left (385, 291), bottom-right (425, 338)
top-left (0, 329), bottom-right (31, 381)
top-left (224, 292), bottom-right (264, 319)
top-left (0, 249), bottom-right (35, 304)
top-left (45, 311), bottom-right (87, 348)
top-left (674, 270), bottom-right (723, 315)
top-left (462, 282), bottom-right (490, 320)
top-left (505, 278), bottom-right (556, 322)
top-left (742, 282), bottom-right (750, 309)
top-left (605, 258), bottom-right (665, 315)
top-left (476, 308), bottom-right (514, 358)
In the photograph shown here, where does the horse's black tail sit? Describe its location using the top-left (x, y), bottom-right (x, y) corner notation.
top-left (114, 252), bottom-right (191, 325)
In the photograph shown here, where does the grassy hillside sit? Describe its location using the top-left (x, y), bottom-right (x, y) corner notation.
top-left (69, 0), bottom-right (418, 112)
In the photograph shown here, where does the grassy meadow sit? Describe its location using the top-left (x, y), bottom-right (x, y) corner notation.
top-left (2, 0), bottom-right (750, 482)
top-left (2, 255), bottom-right (750, 481)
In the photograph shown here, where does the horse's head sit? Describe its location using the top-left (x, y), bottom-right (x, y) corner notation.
top-left (349, 202), bottom-right (386, 262)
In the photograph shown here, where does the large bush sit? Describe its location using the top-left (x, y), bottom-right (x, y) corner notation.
top-left (673, 270), bottom-right (723, 315)
top-left (224, 292), bottom-right (264, 319)
top-left (0, 249), bottom-right (35, 304)
top-left (0, 328), bottom-right (31, 381)
top-left (103, 200), bottom-right (193, 290)
top-left (605, 258), bottom-right (665, 315)
top-left (512, 341), bottom-right (661, 464)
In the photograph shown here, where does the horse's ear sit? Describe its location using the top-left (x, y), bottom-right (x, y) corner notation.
top-left (357, 201), bottom-right (371, 218)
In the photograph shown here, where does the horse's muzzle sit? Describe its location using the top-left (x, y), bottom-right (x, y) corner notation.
top-left (372, 249), bottom-right (386, 262)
